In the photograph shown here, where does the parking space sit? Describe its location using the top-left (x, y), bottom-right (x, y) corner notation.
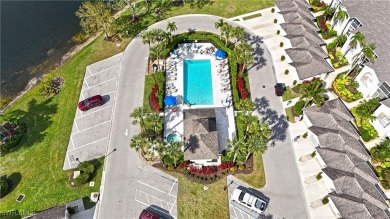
top-left (133, 166), bottom-right (178, 219)
top-left (63, 53), bottom-right (123, 170)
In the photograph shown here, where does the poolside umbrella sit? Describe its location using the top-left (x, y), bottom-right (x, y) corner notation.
top-left (215, 49), bottom-right (227, 59)
top-left (164, 96), bottom-right (177, 106)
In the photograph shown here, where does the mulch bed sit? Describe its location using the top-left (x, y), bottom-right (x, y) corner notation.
top-left (153, 155), bottom-right (254, 185)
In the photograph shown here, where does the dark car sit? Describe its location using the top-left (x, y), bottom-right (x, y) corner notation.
top-left (274, 83), bottom-right (286, 96)
top-left (139, 209), bottom-right (165, 219)
top-left (78, 95), bottom-right (104, 111)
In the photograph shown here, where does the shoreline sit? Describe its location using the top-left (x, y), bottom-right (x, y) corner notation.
top-left (0, 6), bottom-right (130, 114)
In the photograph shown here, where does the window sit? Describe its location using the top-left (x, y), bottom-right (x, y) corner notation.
top-left (360, 73), bottom-right (373, 87)
top-left (378, 112), bottom-right (390, 128)
top-left (372, 82), bottom-right (390, 100)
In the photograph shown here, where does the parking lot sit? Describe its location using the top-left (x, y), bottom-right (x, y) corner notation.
top-left (133, 165), bottom-right (178, 219)
top-left (63, 53), bottom-right (123, 170)
top-left (227, 176), bottom-right (270, 219)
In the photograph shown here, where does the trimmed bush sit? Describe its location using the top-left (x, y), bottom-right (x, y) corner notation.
top-left (360, 129), bottom-right (372, 142)
top-left (316, 172), bottom-right (322, 180)
top-left (322, 197), bottom-right (329, 205)
top-left (167, 164), bottom-right (174, 171)
top-left (79, 161), bottom-right (95, 174)
top-left (276, 30), bottom-right (280, 35)
top-left (280, 42), bottom-right (284, 47)
top-left (293, 100), bottom-right (305, 115)
top-left (293, 80), bottom-right (297, 86)
top-left (284, 69), bottom-right (289, 75)
top-left (73, 173), bottom-right (91, 185)
top-left (274, 18), bottom-right (277, 23)
top-left (281, 55), bottom-right (285, 61)
top-left (38, 76), bottom-right (64, 97)
top-left (303, 132), bottom-right (308, 138)
top-left (0, 120), bottom-right (26, 155)
top-left (271, 8), bottom-right (275, 13)
top-left (163, 155), bottom-right (174, 165)
top-left (0, 177), bottom-right (9, 197)
top-left (230, 166), bottom-right (238, 172)
top-left (238, 164), bottom-right (245, 170)
top-left (332, 73), bottom-right (363, 102)
top-left (311, 151), bottom-right (316, 157)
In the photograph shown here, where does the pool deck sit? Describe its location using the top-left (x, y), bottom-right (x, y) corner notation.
top-left (163, 43), bottom-right (236, 151)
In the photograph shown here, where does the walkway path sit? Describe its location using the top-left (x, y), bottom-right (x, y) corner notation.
top-left (95, 14), bottom-right (308, 219)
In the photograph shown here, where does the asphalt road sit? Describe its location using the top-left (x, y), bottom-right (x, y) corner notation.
top-left (96, 14), bottom-right (308, 219)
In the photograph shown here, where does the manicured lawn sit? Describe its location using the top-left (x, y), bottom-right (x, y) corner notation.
top-left (0, 35), bottom-right (129, 215)
top-left (143, 72), bottom-right (165, 112)
top-left (285, 106), bottom-right (295, 123)
top-left (282, 86), bottom-right (300, 102)
top-left (167, 172), bottom-right (229, 219)
top-left (167, 0), bottom-right (275, 18)
top-left (236, 153), bottom-right (266, 188)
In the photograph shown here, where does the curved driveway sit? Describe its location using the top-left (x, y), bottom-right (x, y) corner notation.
top-left (96, 14), bottom-right (308, 219)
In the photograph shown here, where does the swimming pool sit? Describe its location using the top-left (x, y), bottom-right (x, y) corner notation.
top-left (167, 132), bottom-right (181, 142)
top-left (183, 60), bottom-right (213, 105)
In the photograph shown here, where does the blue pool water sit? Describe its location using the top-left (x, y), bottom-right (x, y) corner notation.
top-left (167, 132), bottom-right (181, 142)
top-left (183, 60), bottom-right (213, 105)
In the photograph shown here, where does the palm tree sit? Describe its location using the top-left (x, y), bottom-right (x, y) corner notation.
top-left (234, 42), bottom-right (253, 75)
top-left (226, 136), bottom-right (246, 163)
top-left (130, 107), bottom-right (148, 131)
top-left (332, 34), bottom-right (347, 48)
top-left (163, 141), bottom-right (183, 167)
top-left (238, 99), bottom-right (255, 115)
top-left (150, 44), bottom-right (165, 70)
top-left (245, 120), bottom-right (272, 161)
top-left (241, 114), bottom-right (258, 139)
top-left (141, 30), bottom-right (154, 50)
top-left (129, 134), bottom-right (148, 154)
top-left (145, 112), bottom-right (163, 134)
top-left (343, 32), bottom-right (365, 58)
top-left (232, 26), bottom-right (246, 49)
top-left (75, 0), bottom-right (113, 39)
top-left (322, 4), bottom-right (335, 20)
top-left (149, 28), bottom-right (166, 44)
top-left (332, 7), bottom-right (348, 28)
top-left (347, 43), bottom-right (376, 77)
top-left (299, 79), bottom-right (327, 107)
top-left (166, 21), bottom-right (177, 43)
top-left (215, 19), bottom-right (225, 40)
top-left (354, 98), bottom-right (379, 122)
top-left (221, 23), bottom-right (233, 46)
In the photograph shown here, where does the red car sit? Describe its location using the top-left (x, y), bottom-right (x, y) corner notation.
top-left (78, 95), bottom-right (104, 111)
top-left (139, 209), bottom-right (165, 219)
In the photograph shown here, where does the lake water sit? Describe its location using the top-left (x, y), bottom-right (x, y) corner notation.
top-left (1, 1), bottom-right (82, 97)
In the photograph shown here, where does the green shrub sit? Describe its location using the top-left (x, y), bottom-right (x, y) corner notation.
top-left (0, 120), bottom-right (26, 155)
top-left (281, 55), bottom-right (285, 61)
top-left (360, 129), bottom-right (372, 142)
top-left (38, 76), bottom-right (63, 97)
top-left (284, 69), bottom-right (289, 75)
top-left (293, 80), bottom-right (297, 86)
top-left (302, 132), bottom-right (308, 138)
top-left (238, 164), bottom-right (245, 170)
top-left (316, 172), bottom-right (322, 180)
top-left (276, 30), bottom-right (280, 35)
top-left (167, 164), bottom-right (174, 171)
top-left (79, 162), bottom-right (95, 174)
top-left (327, 42), bottom-right (337, 51)
top-left (322, 197), bottom-right (329, 204)
top-left (274, 19), bottom-right (277, 23)
top-left (280, 42), bottom-right (284, 47)
top-left (0, 177), bottom-right (9, 197)
top-left (293, 100), bottom-right (305, 115)
top-left (328, 29), bottom-right (337, 38)
top-left (311, 151), bottom-right (316, 157)
top-left (271, 8), bottom-right (275, 13)
top-left (73, 173), bottom-right (91, 185)
top-left (163, 155), bottom-right (174, 165)
top-left (332, 73), bottom-right (363, 102)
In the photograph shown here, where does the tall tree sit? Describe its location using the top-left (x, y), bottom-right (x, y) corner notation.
top-left (141, 30), bottom-right (154, 50)
top-left (226, 136), bottom-right (246, 163)
top-left (343, 32), bottom-right (365, 57)
top-left (76, 0), bottom-right (113, 39)
top-left (215, 19), bottom-right (225, 40)
top-left (322, 4), bottom-right (335, 20)
top-left (163, 141), bottom-right (183, 167)
top-left (232, 26), bottom-right (246, 48)
top-left (332, 7), bottom-right (348, 28)
top-left (241, 114), bottom-right (258, 140)
top-left (299, 79), bottom-right (327, 107)
top-left (332, 34), bottom-right (347, 48)
top-left (221, 23), bottom-right (233, 46)
top-left (347, 43), bottom-right (376, 76)
top-left (234, 42), bottom-right (253, 75)
top-left (238, 99), bottom-right (255, 115)
top-left (129, 134), bottom-right (148, 154)
top-left (166, 21), bottom-right (177, 34)
top-left (354, 98), bottom-right (379, 122)
top-left (145, 112), bottom-right (163, 134)
top-left (130, 107), bottom-right (148, 131)
top-left (371, 139), bottom-right (390, 163)
top-left (150, 44), bottom-right (165, 70)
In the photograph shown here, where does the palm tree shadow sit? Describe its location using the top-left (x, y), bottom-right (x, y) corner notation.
top-left (245, 34), bottom-right (267, 71)
top-left (254, 97), bottom-right (289, 146)
top-left (184, 135), bottom-right (200, 153)
top-left (3, 98), bottom-right (58, 154)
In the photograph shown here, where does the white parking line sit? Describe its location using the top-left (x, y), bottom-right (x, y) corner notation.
top-left (87, 66), bottom-right (93, 77)
top-left (169, 179), bottom-right (177, 195)
top-left (71, 120), bottom-right (111, 135)
top-left (87, 64), bottom-right (119, 77)
top-left (84, 78), bottom-right (90, 88)
top-left (134, 199), bottom-right (177, 219)
top-left (169, 199), bottom-right (176, 213)
top-left (71, 136), bottom-right (75, 149)
top-left (137, 180), bottom-right (166, 194)
top-left (83, 77), bottom-right (118, 91)
top-left (74, 121), bottom-right (80, 132)
top-left (68, 137), bottom-right (109, 152)
top-left (76, 105), bottom-right (113, 119)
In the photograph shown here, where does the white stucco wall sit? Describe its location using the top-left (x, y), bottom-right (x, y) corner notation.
top-left (371, 104), bottom-right (390, 138)
top-left (322, 173), bottom-right (336, 193)
top-left (191, 156), bottom-right (221, 166)
top-left (355, 65), bottom-right (380, 99)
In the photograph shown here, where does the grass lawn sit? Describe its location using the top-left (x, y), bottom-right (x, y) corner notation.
top-left (243, 13), bottom-right (262, 20)
top-left (0, 35), bottom-right (129, 215)
top-left (236, 153), bottom-right (266, 188)
top-left (285, 107), bottom-right (295, 123)
top-left (167, 0), bottom-right (275, 18)
top-left (143, 72), bottom-right (165, 112)
top-left (167, 172), bottom-right (229, 219)
top-left (282, 86), bottom-right (300, 102)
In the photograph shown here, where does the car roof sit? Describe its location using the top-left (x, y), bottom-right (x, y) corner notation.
top-left (139, 209), bottom-right (160, 219)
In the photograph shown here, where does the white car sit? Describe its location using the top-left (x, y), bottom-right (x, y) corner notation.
top-left (231, 187), bottom-right (267, 214)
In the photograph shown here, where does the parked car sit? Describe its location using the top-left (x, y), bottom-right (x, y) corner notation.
top-left (139, 209), bottom-right (166, 219)
top-left (274, 83), bottom-right (286, 96)
top-left (78, 95), bottom-right (104, 111)
top-left (231, 187), bottom-right (267, 214)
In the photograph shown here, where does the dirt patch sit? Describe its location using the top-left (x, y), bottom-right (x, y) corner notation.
top-left (226, 5), bottom-right (236, 12)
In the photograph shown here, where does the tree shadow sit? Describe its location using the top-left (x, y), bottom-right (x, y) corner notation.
top-left (254, 97), bottom-right (289, 146)
top-left (187, 0), bottom-right (214, 9)
top-left (184, 134), bottom-right (200, 153)
top-left (2, 98), bottom-right (57, 154)
top-left (0, 173), bottom-right (21, 198)
top-left (245, 34), bottom-right (267, 71)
